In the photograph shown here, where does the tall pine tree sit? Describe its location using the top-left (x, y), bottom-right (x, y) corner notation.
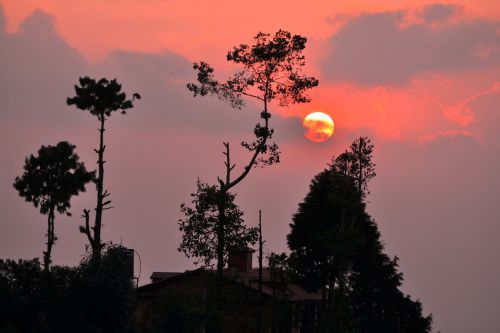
top-left (287, 137), bottom-right (432, 332)
top-left (67, 77), bottom-right (140, 262)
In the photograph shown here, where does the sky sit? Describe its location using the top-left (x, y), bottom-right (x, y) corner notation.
top-left (1, 1), bottom-right (499, 332)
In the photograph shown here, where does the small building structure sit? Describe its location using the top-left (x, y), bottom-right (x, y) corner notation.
top-left (136, 248), bottom-right (321, 332)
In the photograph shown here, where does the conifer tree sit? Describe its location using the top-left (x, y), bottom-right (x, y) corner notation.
top-left (287, 137), bottom-right (432, 332)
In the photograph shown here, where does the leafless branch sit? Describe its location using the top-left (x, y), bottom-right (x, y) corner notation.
top-left (81, 209), bottom-right (94, 245)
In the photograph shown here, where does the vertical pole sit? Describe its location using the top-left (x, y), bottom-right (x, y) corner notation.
top-left (258, 210), bottom-right (263, 333)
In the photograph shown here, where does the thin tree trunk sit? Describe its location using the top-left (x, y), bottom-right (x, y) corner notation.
top-left (213, 88), bottom-right (271, 329)
top-left (93, 115), bottom-right (106, 261)
top-left (216, 193), bottom-right (226, 305)
top-left (43, 208), bottom-right (55, 272)
top-left (258, 210), bottom-right (263, 333)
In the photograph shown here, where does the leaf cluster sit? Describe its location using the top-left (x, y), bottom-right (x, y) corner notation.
top-left (241, 124), bottom-right (281, 168)
top-left (331, 136), bottom-right (376, 199)
top-left (178, 180), bottom-right (258, 267)
top-left (66, 76), bottom-right (140, 119)
top-left (13, 141), bottom-right (95, 216)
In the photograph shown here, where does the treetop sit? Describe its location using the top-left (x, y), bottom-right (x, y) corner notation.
top-left (13, 141), bottom-right (95, 215)
top-left (67, 76), bottom-right (141, 119)
top-left (187, 30), bottom-right (318, 109)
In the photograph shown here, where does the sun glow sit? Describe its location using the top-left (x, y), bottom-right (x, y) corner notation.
top-left (303, 112), bottom-right (334, 143)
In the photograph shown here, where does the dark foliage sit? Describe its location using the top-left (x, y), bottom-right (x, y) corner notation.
top-left (268, 252), bottom-right (290, 297)
top-left (178, 180), bottom-right (258, 267)
top-left (287, 169), bottom-right (363, 293)
top-left (75, 245), bottom-right (137, 333)
top-left (13, 141), bottom-right (94, 270)
top-left (67, 77), bottom-right (140, 119)
top-left (0, 246), bottom-right (136, 333)
top-left (332, 136), bottom-right (376, 199)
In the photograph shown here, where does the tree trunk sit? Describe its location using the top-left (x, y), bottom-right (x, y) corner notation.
top-left (43, 208), bottom-right (55, 272)
top-left (258, 210), bottom-right (263, 333)
top-left (216, 191), bottom-right (226, 306)
top-left (93, 115), bottom-right (106, 262)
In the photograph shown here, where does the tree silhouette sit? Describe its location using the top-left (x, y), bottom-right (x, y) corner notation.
top-left (0, 246), bottom-right (137, 333)
top-left (186, 30), bottom-right (318, 297)
top-left (67, 77), bottom-right (140, 261)
top-left (333, 136), bottom-right (376, 199)
top-left (287, 167), bottom-right (362, 307)
top-left (268, 252), bottom-right (290, 297)
top-left (178, 180), bottom-right (258, 267)
top-left (287, 137), bottom-right (432, 332)
top-left (13, 141), bottom-right (94, 271)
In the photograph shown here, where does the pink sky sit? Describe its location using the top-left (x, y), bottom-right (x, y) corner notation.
top-left (1, 1), bottom-right (500, 332)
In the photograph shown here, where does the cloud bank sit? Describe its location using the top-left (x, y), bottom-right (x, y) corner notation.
top-left (322, 4), bottom-right (500, 85)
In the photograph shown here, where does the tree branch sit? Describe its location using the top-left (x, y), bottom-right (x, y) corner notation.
top-left (226, 81), bottom-right (271, 191)
top-left (81, 209), bottom-right (94, 245)
top-left (223, 142), bottom-right (233, 186)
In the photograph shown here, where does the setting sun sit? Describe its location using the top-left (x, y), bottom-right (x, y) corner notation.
top-left (303, 112), bottom-right (334, 142)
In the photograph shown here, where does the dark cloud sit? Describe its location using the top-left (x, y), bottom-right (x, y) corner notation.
top-left (420, 3), bottom-right (461, 23)
top-left (322, 4), bottom-right (500, 85)
top-left (0, 9), bottom-right (294, 135)
top-left (0, 10), bottom-right (87, 124)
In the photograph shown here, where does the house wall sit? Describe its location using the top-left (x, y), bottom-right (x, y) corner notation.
top-left (136, 271), bottom-right (297, 333)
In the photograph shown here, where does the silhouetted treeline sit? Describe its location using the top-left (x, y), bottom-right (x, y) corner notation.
top-left (0, 245), bottom-right (136, 333)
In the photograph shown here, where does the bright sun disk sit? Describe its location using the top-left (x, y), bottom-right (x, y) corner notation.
top-left (303, 112), bottom-right (334, 143)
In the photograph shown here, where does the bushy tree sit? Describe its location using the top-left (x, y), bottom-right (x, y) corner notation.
top-left (13, 142), bottom-right (94, 271)
top-left (178, 180), bottom-right (258, 267)
top-left (67, 77), bottom-right (140, 261)
top-left (75, 245), bottom-right (137, 333)
top-left (0, 258), bottom-right (45, 333)
top-left (287, 137), bottom-right (432, 332)
top-left (186, 30), bottom-right (318, 297)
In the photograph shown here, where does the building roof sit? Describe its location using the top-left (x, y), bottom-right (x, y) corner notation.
top-left (150, 271), bottom-right (182, 281)
top-left (139, 267), bottom-right (322, 302)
